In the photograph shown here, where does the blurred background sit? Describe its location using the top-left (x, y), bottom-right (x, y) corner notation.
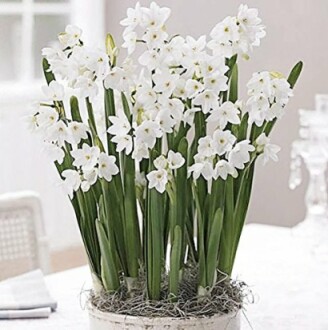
top-left (0, 0), bottom-right (326, 271)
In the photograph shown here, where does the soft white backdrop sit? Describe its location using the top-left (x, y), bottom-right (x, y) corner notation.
top-left (2, 0), bottom-right (327, 251)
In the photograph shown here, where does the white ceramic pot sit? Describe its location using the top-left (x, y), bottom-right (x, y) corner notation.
top-left (88, 304), bottom-right (241, 330)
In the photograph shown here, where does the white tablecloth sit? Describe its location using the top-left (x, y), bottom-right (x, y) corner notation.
top-left (1, 224), bottom-right (328, 330)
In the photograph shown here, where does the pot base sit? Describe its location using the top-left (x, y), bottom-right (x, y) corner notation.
top-left (88, 305), bottom-right (241, 330)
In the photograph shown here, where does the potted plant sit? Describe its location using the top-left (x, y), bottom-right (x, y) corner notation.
top-left (30, 2), bottom-right (302, 329)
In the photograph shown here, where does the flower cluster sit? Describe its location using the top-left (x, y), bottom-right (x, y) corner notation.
top-left (31, 2), bottom-right (292, 195)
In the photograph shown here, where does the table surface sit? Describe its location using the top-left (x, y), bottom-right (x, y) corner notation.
top-left (1, 223), bottom-right (328, 330)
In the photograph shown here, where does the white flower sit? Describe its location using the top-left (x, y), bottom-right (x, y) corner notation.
top-left (135, 120), bottom-right (162, 148)
top-left (75, 73), bottom-right (99, 99)
top-left (112, 135), bottom-right (133, 155)
top-left (156, 110), bottom-right (175, 133)
top-left (139, 49), bottom-right (163, 71)
top-left (43, 143), bottom-right (65, 164)
top-left (183, 107), bottom-right (200, 126)
top-left (271, 77), bottom-right (293, 105)
top-left (81, 168), bottom-right (98, 192)
top-left (120, 2), bottom-right (143, 31)
top-left (58, 25), bottom-right (82, 48)
top-left (210, 16), bottom-right (239, 44)
top-left (104, 67), bottom-right (135, 92)
top-left (197, 136), bottom-right (215, 157)
top-left (247, 71), bottom-right (272, 97)
top-left (98, 153), bottom-right (119, 182)
top-left (146, 169), bottom-right (168, 193)
top-left (46, 120), bottom-right (68, 146)
top-left (135, 82), bottom-right (157, 106)
top-left (154, 155), bottom-right (169, 170)
top-left (255, 133), bottom-right (280, 165)
top-left (213, 160), bottom-right (237, 180)
top-left (132, 141), bottom-right (149, 161)
top-left (37, 107), bottom-right (59, 128)
top-left (185, 79), bottom-right (204, 98)
top-left (167, 151), bottom-right (185, 169)
top-left (71, 144), bottom-right (100, 170)
top-left (142, 28), bottom-right (168, 49)
top-left (207, 101), bottom-right (240, 129)
top-left (41, 81), bottom-right (64, 101)
top-left (141, 2), bottom-right (171, 29)
top-left (153, 70), bottom-right (179, 97)
top-left (67, 122), bottom-right (89, 145)
top-left (108, 115), bottom-right (131, 136)
top-left (193, 90), bottom-right (219, 114)
top-left (212, 129), bottom-right (236, 155)
top-left (204, 73), bottom-right (228, 93)
top-left (122, 30), bottom-right (137, 54)
top-left (228, 140), bottom-right (255, 170)
top-left (188, 157), bottom-right (214, 181)
top-left (247, 94), bottom-right (270, 126)
top-left (62, 169), bottom-right (81, 198)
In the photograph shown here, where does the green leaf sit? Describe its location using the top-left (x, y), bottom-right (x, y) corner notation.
top-left (206, 208), bottom-right (223, 288)
top-left (287, 61), bottom-right (303, 88)
top-left (169, 225), bottom-right (182, 301)
top-left (42, 58), bottom-right (55, 85)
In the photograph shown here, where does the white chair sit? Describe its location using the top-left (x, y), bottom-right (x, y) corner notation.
top-left (0, 191), bottom-right (51, 280)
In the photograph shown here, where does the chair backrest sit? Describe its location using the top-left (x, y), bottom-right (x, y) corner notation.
top-left (0, 191), bottom-right (51, 280)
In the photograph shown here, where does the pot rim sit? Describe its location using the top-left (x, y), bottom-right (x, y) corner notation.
top-left (88, 303), bottom-right (240, 325)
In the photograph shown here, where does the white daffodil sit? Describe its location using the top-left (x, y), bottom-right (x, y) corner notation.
top-left (255, 133), bottom-right (280, 165)
top-left (228, 140), bottom-right (255, 170)
top-left (98, 153), bottom-right (119, 182)
top-left (213, 160), bottom-right (238, 180)
top-left (207, 101), bottom-right (240, 129)
top-left (210, 16), bottom-right (239, 45)
top-left (46, 120), bottom-right (68, 146)
top-left (120, 2), bottom-right (143, 31)
top-left (135, 120), bottom-right (162, 148)
top-left (37, 107), bottom-right (59, 128)
top-left (204, 73), bottom-right (228, 94)
top-left (156, 110), bottom-right (175, 133)
top-left (58, 25), bottom-right (82, 48)
top-left (141, 2), bottom-right (171, 29)
top-left (75, 73), bottom-right (99, 99)
top-left (122, 30), bottom-right (138, 55)
top-left (173, 78), bottom-right (187, 99)
top-left (167, 151), bottom-right (185, 169)
top-left (183, 107), bottom-right (200, 126)
top-left (212, 129), bottom-right (236, 155)
top-left (41, 81), bottom-right (64, 101)
top-left (247, 71), bottom-right (272, 97)
top-left (188, 158), bottom-right (214, 181)
top-left (193, 90), bottom-right (219, 114)
top-left (185, 79), bottom-right (204, 99)
top-left (81, 168), bottom-right (98, 192)
top-left (67, 122), bottom-right (89, 145)
top-left (271, 78), bottom-right (293, 105)
top-left (71, 144), bottom-right (100, 170)
top-left (108, 115), bottom-right (131, 136)
top-left (112, 134), bottom-right (133, 155)
top-left (132, 141), bottom-right (149, 161)
top-left (142, 28), bottom-right (168, 49)
top-left (154, 155), bottom-right (169, 170)
top-left (153, 70), bottom-right (179, 97)
top-left (43, 143), bottom-right (65, 164)
top-left (62, 169), bottom-right (81, 198)
top-left (139, 49), bottom-right (163, 71)
top-left (146, 169), bottom-right (168, 193)
top-left (197, 136), bottom-right (215, 157)
top-left (135, 83), bottom-right (157, 106)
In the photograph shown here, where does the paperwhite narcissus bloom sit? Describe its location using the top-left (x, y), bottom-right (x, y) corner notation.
top-left (135, 120), bottom-right (162, 148)
top-left (45, 121), bottom-right (68, 147)
top-left (58, 25), bottom-right (82, 48)
top-left (112, 134), bottom-right (133, 154)
top-left (71, 144), bottom-right (100, 170)
top-left (41, 81), bottom-right (64, 101)
top-left (197, 136), bottom-right (215, 157)
top-left (37, 107), bottom-right (59, 128)
top-left (213, 160), bottom-right (238, 180)
top-left (207, 101), bottom-right (241, 129)
top-left (193, 90), bottom-right (219, 114)
top-left (147, 169), bottom-right (168, 193)
top-left (185, 79), bottom-right (204, 99)
top-left (255, 133), bottom-right (281, 165)
top-left (212, 129), bottom-right (236, 155)
top-left (141, 1), bottom-right (171, 29)
top-left (167, 151), bottom-right (185, 169)
top-left (153, 70), bottom-right (179, 97)
top-left (98, 153), bottom-right (119, 182)
top-left (81, 168), bottom-right (98, 192)
top-left (66, 122), bottom-right (89, 145)
top-left (43, 143), bottom-right (65, 164)
top-left (228, 140), bottom-right (255, 170)
top-left (62, 169), bottom-right (81, 198)
top-left (108, 115), bottom-right (131, 136)
top-left (122, 30), bottom-right (137, 55)
top-left (188, 158), bottom-right (214, 181)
